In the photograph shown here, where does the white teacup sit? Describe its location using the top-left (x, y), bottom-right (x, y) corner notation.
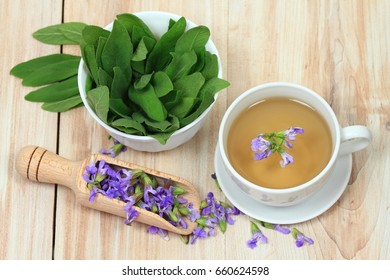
top-left (218, 82), bottom-right (372, 207)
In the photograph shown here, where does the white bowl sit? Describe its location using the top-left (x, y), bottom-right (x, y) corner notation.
top-left (78, 11), bottom-right (223, 152)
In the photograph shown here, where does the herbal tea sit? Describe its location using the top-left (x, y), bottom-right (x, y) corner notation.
top-left (227, 97), bottom-right (332, 189)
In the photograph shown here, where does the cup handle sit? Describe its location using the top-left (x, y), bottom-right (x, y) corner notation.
top-left (339, 125), bottom-right (372, 156)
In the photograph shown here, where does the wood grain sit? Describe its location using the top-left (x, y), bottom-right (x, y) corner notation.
top-left (1, 0), bottom-right (389, 260)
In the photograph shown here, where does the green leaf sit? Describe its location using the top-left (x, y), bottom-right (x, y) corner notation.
top-left (25, 75), bottom-right (78, 102)
top-left (111, 67), bottom-right (130, 99)
top-left (101, 20), bottom-right (133, 78)
top-left (180, 77), bottom-right (230, 126)
top-left (134, 72), bottom-right (153, 90)
top-left (174, 72), bottom-right (205, 98)
top-left (87, 86), bottom-right (110, 123)
top-left (21, 56), bottom-right (81, 87)
top-left (128, 84), bottom-right (167, 122)
top-left (175, 25), bottom-right (210, 55)
top-left (164, 50), bottom-right (197, 81)
top-left (109, 98), bottom-right (132, 118)
top-left (95, 36), bottom-right (107, 68)
top-left (97, 68), bottom-right (113, 88)
top-left (116, 13), bottom-right (155, 39)
top-left (111, 118), bottom-right (146, 135)
top-left (41, 95), bottom-right (82, 112)
top-left (170, 97), bottom-right (195, 119)
top-left (10, 54), bottom-right (80, 79)
top-left (201, 51), bottom-right (219, 80)
top-left (83, 44), bottom-right (99, 84)
top-left (151, 71), bottom-right (173, 97)
top-left (145, 17), bottom-right (186, 72)
top-left (132, 36), bottom-right (156, 62)
top-left (81, 25), bottom-right (110, 47)
top-left (219, 219), bottom-right (227, 234)
top-left (33, 22), bottom-right (88, 45)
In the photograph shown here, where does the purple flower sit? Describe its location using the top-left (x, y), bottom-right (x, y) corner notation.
top-left (274, 224), bottom-right (291, 234)
top-left (284, 127), bottom-right (304, 141)
top-left (247, 231), bottom-right (268, 249)
top-left (147, 226), bottom-right (169, 240)
top-left (292, 228), bottom-right (314, 247)
top-left (89, 187), bottom-right (98, 202)
top-left (100, 139), bottom-right (127, 158)
top-left (280, 151), bottom-right (294, 168)
top-left (123, 196), bottom-right (138, 225)
top-left (251, 135), bottom-right (270, 152)
top-left (251, 135), bottom-right (273, 161)
top-left (187, 203), bottom-right (201, 222)
top-left (190, 227), bottom-right (207, 244)
top-left (254, 149), bottom-right (273, 160)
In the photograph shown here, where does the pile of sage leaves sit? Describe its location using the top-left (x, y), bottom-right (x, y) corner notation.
top-left (10, 13), bottom-right (229, 144)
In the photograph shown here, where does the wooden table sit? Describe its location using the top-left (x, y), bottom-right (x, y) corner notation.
top-left (1, 0), bottom-right (389, 260)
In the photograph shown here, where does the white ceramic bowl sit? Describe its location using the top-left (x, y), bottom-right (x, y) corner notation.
top-left (78, 11), bottom-right (223, 152)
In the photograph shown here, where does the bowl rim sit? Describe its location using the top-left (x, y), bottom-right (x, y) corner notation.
top-left (78, 11), bottom-right (223, 143)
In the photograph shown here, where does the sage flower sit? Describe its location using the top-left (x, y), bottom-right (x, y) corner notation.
top-left (251, 127), bottom-right (304, 167)
top-left (292, 228), bottom-right (314, 247)
top-left (100, 138), bottom-right (127, 158)
top-left (190, 227), bottom-right (207, 244)
top-left (247, 222), bottom-right (268, 249)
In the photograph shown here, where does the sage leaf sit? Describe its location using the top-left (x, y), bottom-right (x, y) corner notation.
top-left (10, 54), bottom-right (79, 79)
top-left (111, 118), bottom-right (146, 135)
top-left (25, 75), bottom-right (78, 102)
top-left (170, 97), bottom-right (195, 119)
top-left (111, 67), bottom-right (130, 99)
top-left (41, 95), bottom-right (82, 112)
top-left (98, 68), bottom-right (113, 88)
top-left (21, 56), bottom-right (81, 87)
top-left (33, 22), bottom-right (88, 45)
top-left (180, 77), bottom-right (230, 126)
top-left (87, 86), bottom-right (110, 123)
top-left (116, 13), bottom-right (155, 39)
top-left (145, 17), bottom-right (186, 73)
top-left (83, 44), bottom-right (99, 84)
top-left (128, 84), bottom-right (167, 122)
top-left (164, 50), bottom-right (197, 81)
top-left (101, 20), bottom-right (132, 78)
top-left (134, 73), bottom-right (153, 90)
top-left (132, 36), bottom-right (156, 62)
top-left (201, 51), bottom-right (219, 80)
top-left (95, 36), bottom-right (107, 68)
top-left (109, 98), bottom-right (132, 118)
top-left (174, 72), bottom-right (205, 98)
top-left (175, 26), bottom-right (210, 55)
top-left (82, 25), bottom-right (110, 47)
top-left (151, 71), bottom-right (173, 97)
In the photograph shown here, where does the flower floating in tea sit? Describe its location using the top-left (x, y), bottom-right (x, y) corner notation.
top-left (251, 127), bottom-right (304, 167)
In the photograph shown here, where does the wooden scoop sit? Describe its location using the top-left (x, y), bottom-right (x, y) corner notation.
top-left (16, 146), bottom-right (200, 235)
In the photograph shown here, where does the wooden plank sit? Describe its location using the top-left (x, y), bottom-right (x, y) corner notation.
top-left (0, 0), bottom-right (62, 259)
top-left (55, 0), bottom-right (229, 259)
top-left (2, 0), bottom-right (389, 260)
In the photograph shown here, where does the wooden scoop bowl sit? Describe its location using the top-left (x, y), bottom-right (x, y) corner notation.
top-left (16, 146), bottom-right (200, 235)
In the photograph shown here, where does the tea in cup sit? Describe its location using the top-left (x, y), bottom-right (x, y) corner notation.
top-left (218, 82), bottom-right (371, 207)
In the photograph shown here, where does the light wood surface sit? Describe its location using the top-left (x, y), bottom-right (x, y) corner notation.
top-left (1, 0), bottom-right (389, 260)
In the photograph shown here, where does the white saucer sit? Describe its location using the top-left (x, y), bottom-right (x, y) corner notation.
top-left (214, 144), bottom-right (352, 224)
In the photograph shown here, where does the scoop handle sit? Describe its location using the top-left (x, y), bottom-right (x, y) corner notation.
top-left (16, 146), bottom-right (82, 190)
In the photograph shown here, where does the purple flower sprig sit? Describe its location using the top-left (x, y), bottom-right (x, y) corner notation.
top-left (251, 127), bottom-right (304, 168)
top-left (100, 137), bottom-right (127, 158)
top-left (247, 221), bottom-right (268, 249)
top-left (291, 227), bottom-right (314, 247)
top-left (247, 219), bottom-right (314, 249)
top-left (188, 192), bottom-right (241, 244)
top-left (82, 160), bottom-right (193, 229)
